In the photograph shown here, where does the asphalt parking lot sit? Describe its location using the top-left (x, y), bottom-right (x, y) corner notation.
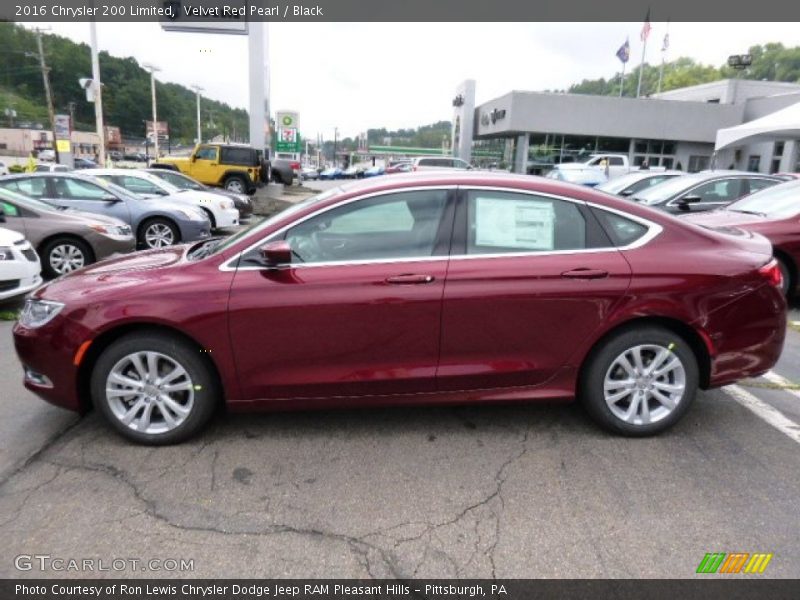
top-left (0, 299), bottom-right (798, 578)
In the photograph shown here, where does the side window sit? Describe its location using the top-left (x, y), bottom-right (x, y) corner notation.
top-left (283, 190), bottom-right (448, 263)
top-left (683, 179), bottom-right (742, 204)
top-left (747, 178), bottom-right (778, 194)
top-left (0, 178), bottom-right (47, 199)
top-left (116, 176), bottom-right (162, 195)
top-left (195, 146), bottom-right (218, 161)
top-left (591, 209), bottom-right (649, 247)
top-left (0, 201), bottom-right (20, 217)
top-left (466, 191), bottom-right (587, 254)
top-left (52, 177), bottom-right (111, 200)
top-left (608, 156), bottom-right (625, 166)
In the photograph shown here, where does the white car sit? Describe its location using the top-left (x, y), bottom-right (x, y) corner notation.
top-left (90, 168), bottom-right (240, 230)
top-left (411, 156), bottom-right (473, 171)
top-left (0, 161), bottom-right (9, 176)
top-left (0, 226), bottom-right (42, 302)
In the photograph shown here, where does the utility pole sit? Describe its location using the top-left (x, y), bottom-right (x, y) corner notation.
top-left (34, 28), bottom-right (60, 163)
top-left (333, 127), bottom-right (338, 166)
top-left (143, 63), bottom-right (160, 160)
top-left (190, 85), bottom-right (203, 144)
top-left (89, 20), bottom-right (106, 166)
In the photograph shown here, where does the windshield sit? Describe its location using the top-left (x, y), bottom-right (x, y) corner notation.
top-left (634, 175), bottom-right (699, 204)
top-left (726, 179), bottom-right (800, 218)
top-left (157, 171), bottom-right (203, 190)
top-left (89, 176), bottom-right (144, 202)
top-left (195, 187), bottom-right (344, 259)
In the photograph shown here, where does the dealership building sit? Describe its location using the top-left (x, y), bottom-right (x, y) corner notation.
top-left (453, 79), bottom-right (800, 175)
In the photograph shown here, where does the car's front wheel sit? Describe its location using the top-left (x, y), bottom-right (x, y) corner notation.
top-left (139, 218), bottom-right (179, 249)
top-left (91, 332), bottom-right (219, 444)
top-left (41, 237), bottom-right (94, 278)
top-left (580, 326), bottom-right (699, 436)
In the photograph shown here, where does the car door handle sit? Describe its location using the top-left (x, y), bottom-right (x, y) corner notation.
top-left (561, 268), bottom-right (609, 280)
top-left (385, 274), bottom-right (436, 285)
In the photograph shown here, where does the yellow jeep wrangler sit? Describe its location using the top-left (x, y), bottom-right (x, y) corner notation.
top-left (152, 144), bottom-right (263, 195)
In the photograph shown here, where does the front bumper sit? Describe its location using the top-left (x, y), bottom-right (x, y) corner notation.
top-left (214, 208), bottom-right (240, 229)
top-left (87, 232), bottom-right (137, 262)
top-left (0, 272), bottom-right (42, 301)
top-left (0, 244), bottom-right (42, 300)
top-left (176, 219), bottom-right (212, 243)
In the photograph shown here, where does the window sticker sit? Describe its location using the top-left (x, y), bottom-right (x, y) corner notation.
top-left (474, 196), bottom-right (554, 250)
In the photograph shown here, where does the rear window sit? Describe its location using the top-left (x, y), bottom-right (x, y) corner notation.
top-left (220, 147), bottom-right (257, 166)
top-left (591, 208), bottom-right (650, 246)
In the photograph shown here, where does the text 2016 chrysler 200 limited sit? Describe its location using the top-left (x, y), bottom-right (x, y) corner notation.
top-left (13, 173), bottom-right (787, 444)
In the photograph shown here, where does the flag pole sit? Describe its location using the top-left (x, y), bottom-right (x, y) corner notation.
top-left (619, 61), bottom-right (626, 97)
top-left (657, 23), bottom-right (669, 94)
top-left (636, 37), bottom-right (648, 98)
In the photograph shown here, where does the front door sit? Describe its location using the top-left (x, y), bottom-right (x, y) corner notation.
top-left (46, 176), bottom-right (131, 224)
top-left (228, 188), bottom-right (455, 400)
top-left (190, 146), bottom-right (220, 183)
top-left (438, 188), bottom-right (632, 391)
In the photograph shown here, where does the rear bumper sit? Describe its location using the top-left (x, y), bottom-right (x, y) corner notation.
top-left (705, 283), bottom-right (787, 388)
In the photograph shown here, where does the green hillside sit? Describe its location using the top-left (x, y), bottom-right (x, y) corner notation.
top-left (0, 22), bottom-right (248, 143)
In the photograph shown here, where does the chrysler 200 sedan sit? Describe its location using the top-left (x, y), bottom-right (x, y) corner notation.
top-left (13, 173), bottom-right (787, 444)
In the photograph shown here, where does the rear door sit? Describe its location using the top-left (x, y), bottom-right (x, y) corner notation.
top-left (438, 187), bottom-right (632, 391)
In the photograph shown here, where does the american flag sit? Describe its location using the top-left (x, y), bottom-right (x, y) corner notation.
top-left (640, 9), bottom-right (652, 42)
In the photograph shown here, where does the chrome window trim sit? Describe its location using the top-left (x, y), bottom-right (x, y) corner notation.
top-left (220, 184), bottom-right (663, 272)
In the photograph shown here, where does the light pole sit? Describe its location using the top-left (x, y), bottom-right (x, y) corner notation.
top-left (89, 20), bottom-right (105, 166)
top-left (190, 85), bottom-right (203, 145)
top-left (142, 62), bottom-right (160, 159)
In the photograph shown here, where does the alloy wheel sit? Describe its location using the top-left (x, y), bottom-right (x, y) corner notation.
top-left (603, 344), bottom-right (686, 426)
top-left (144, 223), bottom-right (175, 248)
top-left (105, 351), bottom-right (195, 435)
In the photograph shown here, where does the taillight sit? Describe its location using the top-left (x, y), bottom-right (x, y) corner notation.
top-left (758, 259), bottom-right (783, 287)
top-left (290, 162), bottom-right (300, 170)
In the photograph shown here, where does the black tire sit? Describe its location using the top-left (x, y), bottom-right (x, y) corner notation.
top-left (223, 175), bottom-right (247, 194)
top-left (776, 256), bottom-right (793, 299)
top-left (201, 208), bottom-right (216, 229)
top-left (138, 218), bottom-right (180, 249)
top-left (579, 326), bottom-right (699, 436)
top-left (40, 237), bottom-right (94, 278)
top-left (90, 332), bottom-right (219, 445)
top-left (272, 170), bottom-right (284, 185)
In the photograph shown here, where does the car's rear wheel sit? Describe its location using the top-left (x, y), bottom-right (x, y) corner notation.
top-left (91, 333), bottom-right (219, 444)
top-left (776, 256), bottom-right (792, 298)
top-left (223, 175), bottom-right (247, 194)
top-left (139, 218), bottom-right (179, 249)
top-left (41, 237), bottom-right (94, 278)
top-left (580, 326), bottom-right (698, 436)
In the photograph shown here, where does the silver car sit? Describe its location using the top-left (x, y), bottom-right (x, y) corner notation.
top-left (0, 173), bottom-right (211, 249)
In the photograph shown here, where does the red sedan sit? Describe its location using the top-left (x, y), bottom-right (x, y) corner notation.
top-left (683, 179), bottom-right (800, 298)
top-left (13, 173), bottom-right (786, 444)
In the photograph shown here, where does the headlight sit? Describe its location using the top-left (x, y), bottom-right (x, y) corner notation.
top-left (238, 195), bottom-right (249, 204)
top-left (177, 208), bottom-right (207, 221)
top-left (0, 246), bottom-right (14, 261)
top-left (219, 200), bottom-right (234, 210)
top-left (90, 224), bottom-right (132, 237)
top-left (19, 299), bottom-right (65, 328)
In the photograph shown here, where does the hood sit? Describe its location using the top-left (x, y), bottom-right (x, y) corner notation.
top-left (158, 156), bottom-right (191, 166)
top-left (0, 226), bottom-right (25, 245)
top-left (138, 196), bottom-right (206, 217)
top-left (170, 190), bottom-right (232, 205)
top-left (35, 245), bottom-right (189, 302)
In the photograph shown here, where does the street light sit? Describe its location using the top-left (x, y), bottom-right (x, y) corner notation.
top-left (142, 62), bottom-right (161, 159)
top-left (190, 85), bottom-right (203, 145)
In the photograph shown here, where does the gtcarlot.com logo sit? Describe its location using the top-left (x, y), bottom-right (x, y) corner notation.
top-left (14, 554), bottom-right (194, 572)
top-left (696, 552), bottom-right (773, 574)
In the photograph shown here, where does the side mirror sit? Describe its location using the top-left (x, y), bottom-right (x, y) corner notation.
top-left (677, 195), bottom-right (701, 211)
top-left (259, 240), bottom-right (292, 267)
top-left (620, 189), bottom-right (635, 197)
top-left (0, 210), bottom-right (5, 223)
top-left (191, 155), bottom-right (197, 163)
top-left (101, 194), bottom-right (119, 202)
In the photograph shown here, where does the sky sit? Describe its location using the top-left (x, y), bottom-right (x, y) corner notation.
top-left (20, 22), bottom-right (800, 140)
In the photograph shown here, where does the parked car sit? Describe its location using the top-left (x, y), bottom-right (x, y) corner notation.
top-left (146, 168), bottom-right (253, 220)
top-left (151, 143), bottom-right (263, 194)
top-left (37, 149), bottom-right (55, 162)
top-left (12, 172), bottom-right (786, 444)
top-left (386, 163), bottom-right (413, 174)
top-left (342, 165), bottom-right (366, 179)
top-left (363, 165), bottom-right (385, 177)
top-left (123, 153), bottom-right (147, 163)
top-left (412, 156), bottom-right (472, 171)
top-left (73, 157), bottom-right (98, 170)
top-left (319, 167), bottom-right (344, 180)
top-left (35, 163), bottom-right (71, 173)
top-left (0, 160), bottom-right (9, 177)
top-left (300, 167), bottom-right (320, 181)
top-left (108, 151), bottom-right (124, 162)
top-left (631, 171), bottom-right (785, 214)
top-left (271, 159), bottom-right (300, 185)
top-left (546, 167), bottom-right (607, 187)
top-left (0, 173), bottom-right (211, 249)
top-left (0, 187), bottom-right (135, 278)
top-left (90, 169), bottom-right (239, 230)
top-left (596, 171), bottom-right (683, 197)
top-left (550, 154), bottom-right (666, 181)
top-left (0, 225), bottom-right (41, 302)
top-left (682, 178), bottom-right (800, 298)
